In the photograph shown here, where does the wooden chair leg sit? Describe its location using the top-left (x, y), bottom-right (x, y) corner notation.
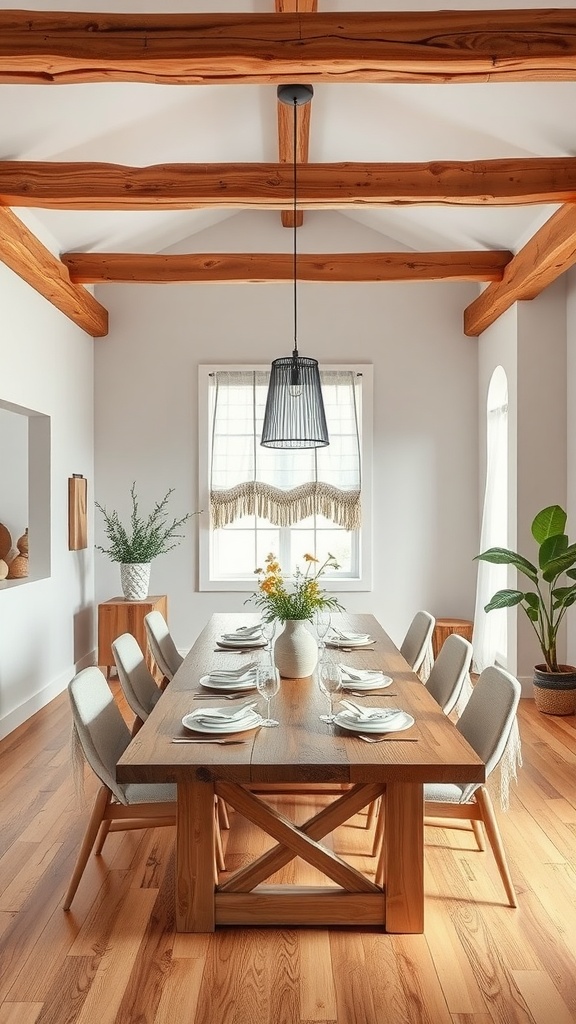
top-left (214, 806), bottom-right (226, 872)
top-left (474, 787), bottom-right (517, 908)
top-left (160, 676), bottom-right (170, 691)
top-left (365, 798), bottom-right (379, 831)
top-left (63, 786), bottom-right (110, 911)
top-left (217, 799), bottom-right (230, 830)
top-left (471, 818), bottom-right (485, 851)
top-left (94, 819), bottom-right (112, 855)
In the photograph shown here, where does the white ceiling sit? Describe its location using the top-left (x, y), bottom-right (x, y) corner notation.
top-left (1, 0), bottom-right (575, 255)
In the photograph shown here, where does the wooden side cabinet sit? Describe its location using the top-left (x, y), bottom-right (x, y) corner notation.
top-left (98, 595), bottom-right (168, 681)
top-left (432, 617), bottom-right (473, 660)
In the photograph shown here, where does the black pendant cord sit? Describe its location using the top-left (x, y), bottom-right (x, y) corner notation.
top-left (292, 96), bottom-right (298, 362)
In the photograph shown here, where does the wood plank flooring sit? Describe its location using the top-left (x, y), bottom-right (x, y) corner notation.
top-left (1, 683), bottom-right (576, 1023)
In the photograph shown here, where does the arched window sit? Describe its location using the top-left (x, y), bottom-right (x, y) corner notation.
top-left (473, 366), bottom-right (508, 671)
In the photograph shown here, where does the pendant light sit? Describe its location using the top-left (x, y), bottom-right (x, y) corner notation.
top-left (261, 84), bottom-right (329, 450)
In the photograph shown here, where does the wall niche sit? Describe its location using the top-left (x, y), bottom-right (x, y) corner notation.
top-left (0, 399), bottom-right (50, 585)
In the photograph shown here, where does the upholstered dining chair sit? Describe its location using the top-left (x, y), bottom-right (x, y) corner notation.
top-left (144, 610), bottom-right (183, 689)
top-left (425, 633), bottom-right (473, 715)
top-left (375, 665), bottom-right (521, 907)
top-left (63, 666), bottom-right (225, 910)
top-left (112, 632), bottom-right (162, 734)
top-left (400, 610), bottom-right (435, 679)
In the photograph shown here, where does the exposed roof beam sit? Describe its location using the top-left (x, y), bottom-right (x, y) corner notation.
top-left (1, 10), bottom-right (576, 85)
top-left (276, 0), bottom-right (317, 228)
top-left (464, 205), bottom-right (576, 336)
top-left (0, 208), bottom-right (108, 336)
top-left (61, 251), bottom-right (512, 285)
top-left (2, 159), bottom-right (576, 210)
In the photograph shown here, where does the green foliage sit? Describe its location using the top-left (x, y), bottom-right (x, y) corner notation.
top-left (248, 552), bottom-right (345, 624)
top-left (476, 504), bottom-right (576, 673)
top-left (95, 483), bottom-right (198, 563)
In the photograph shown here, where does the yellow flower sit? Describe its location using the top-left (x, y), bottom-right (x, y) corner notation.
top-left (303, 553), bottom-right (319, 563)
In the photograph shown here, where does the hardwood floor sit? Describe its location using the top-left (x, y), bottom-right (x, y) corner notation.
top-left (1, 683), bottom-right (576, 1023)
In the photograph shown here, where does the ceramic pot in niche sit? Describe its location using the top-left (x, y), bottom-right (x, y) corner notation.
top-left (274, 619), bottom-right (318, 678)
top-left (120, 562), bottom-right (151, 601)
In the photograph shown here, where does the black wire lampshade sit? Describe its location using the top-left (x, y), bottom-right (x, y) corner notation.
top-left (260, 82), bottom-right (329, 450)
top-left (261, 354), bottom-right (329, 449)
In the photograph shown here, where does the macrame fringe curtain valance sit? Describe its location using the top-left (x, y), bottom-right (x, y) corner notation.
top-left (209, 369), bottom-right (361, 530)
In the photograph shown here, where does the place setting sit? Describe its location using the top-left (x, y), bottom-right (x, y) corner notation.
top-left (316, 662), bottom-right (416, 742)
top-left (196, 661), bottom-right (260, 695)
top-left (325, 627), bottom-right (376, 651)
top-left (339, 664), bottom-right (395, 694)
top-left (214, 623), bottom-right (268, 652)
top-left (174, 698), bottom-right (263, 743)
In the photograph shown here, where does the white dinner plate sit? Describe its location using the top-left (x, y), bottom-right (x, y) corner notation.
top-left (341, 675), bottom-right (393, 691)
top-left (216, 637), bottom-right (267, 649)
top-left (334, 709), bottom-right (415, 734)
top-left (200, 674), bottom-right (258, 692)
top-left (182, 710), bottom-right (263, 734)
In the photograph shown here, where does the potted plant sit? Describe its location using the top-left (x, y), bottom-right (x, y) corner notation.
top-left (476, 504), bottom-right (576, 714)
top-left (249, 552), bottom-right (344, 677)
top-left (95, 483), bottom-right (198, 600)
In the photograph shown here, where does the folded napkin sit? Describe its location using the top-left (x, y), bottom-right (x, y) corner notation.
top-left (206, 663), bottom-right (258, 684)
top-left (187, 702), bottom-right (260, 725)
top-left (221, 626), bottom-right (263, 640)
top-left (339, 699), bottom-right (402, 723)
top-left (330, 629), bottom-right (371, 642)
top-left (340, 664), bottom-right (384, 683)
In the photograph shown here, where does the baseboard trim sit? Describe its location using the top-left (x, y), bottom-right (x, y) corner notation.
top-left (0, 649), bottom-right (96, 741)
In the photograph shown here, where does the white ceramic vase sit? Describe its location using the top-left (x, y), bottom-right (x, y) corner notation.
top-left (274, 619), bottom-right (318, 678)
top-left (120, 562), bottom-right (151, 601)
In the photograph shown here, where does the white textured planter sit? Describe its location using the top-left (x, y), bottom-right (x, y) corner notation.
top-left (274, 619), bottom-right (318, 678)
top-left (120, 562), bottom-right (151, 601)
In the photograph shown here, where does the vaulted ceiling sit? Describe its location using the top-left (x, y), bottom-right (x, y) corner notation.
top-left (1, 0), bottom-right (576, 338)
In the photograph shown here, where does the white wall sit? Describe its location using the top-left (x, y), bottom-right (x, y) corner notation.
top-left (0, 264), bottom-right (95, 738)
top-left (94, 211), bottom-right (479, 652)
top-left (477, 280), bottom-right (568, 690)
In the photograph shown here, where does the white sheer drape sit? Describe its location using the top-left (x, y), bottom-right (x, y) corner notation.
top-left (210, 370), bottom-right (361, 529)
top-left (472, 369), bottom-right (508, 674)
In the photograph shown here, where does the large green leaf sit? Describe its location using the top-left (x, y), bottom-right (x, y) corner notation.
top-left (523, 591), bottom-right (540, 609)
top-left (531, 505), bottom-right (566, 544)
top-left (484, 589), bottom-right (524, 612)
top-left (539, 533), bottom-right (568, 569)
top-left (552, 585), bottom-right (576, 609)
top-left (475, 547), bottom-right (538, 582)
top-left (542, 544), bottom-right (576, 582)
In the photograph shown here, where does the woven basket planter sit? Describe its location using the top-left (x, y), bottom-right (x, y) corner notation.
top-left (533, 665), bottom-right (576, 716)
top-left (120, 562), bottom-right (151, 601)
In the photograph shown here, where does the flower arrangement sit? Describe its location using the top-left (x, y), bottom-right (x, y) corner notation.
top-left (249, 552), bottom-right (344, 623)
top-left (95, 483), bottom-right (198, 563)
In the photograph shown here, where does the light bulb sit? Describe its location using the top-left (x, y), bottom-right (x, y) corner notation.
top-left (289, 383), bottom-right (303, 398)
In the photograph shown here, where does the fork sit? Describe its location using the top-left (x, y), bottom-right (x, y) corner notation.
top-left (171, 738), bottom-right (248, 745)
top-left (348, 691), bottom-right (398, 697)
top-left (359, 734), bottom-right (418, 743)
top-left (194, 693), bottom-right (254, 700)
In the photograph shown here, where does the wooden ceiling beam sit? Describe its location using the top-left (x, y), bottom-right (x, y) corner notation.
top-left (464, 205), bottom-right (576, 336)
top-left (0, 207), bottom-right (108, 336)
top-left (61, 251), bottom-right (512, 285)
top-left (276, 0), bottom-right (317, 228)
top-left (1, 10), bottom-right (576, 85)
top-left (3, 159), bottom-right (576, 210)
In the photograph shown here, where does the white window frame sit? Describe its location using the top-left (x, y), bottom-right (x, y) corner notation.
top-left (198, 363), bottom-right (373, 592)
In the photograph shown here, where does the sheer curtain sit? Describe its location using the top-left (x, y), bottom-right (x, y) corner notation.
top-left (209, 370), bottom-right (361, 528)
top-left (472, 367), bottom-right (508, 674)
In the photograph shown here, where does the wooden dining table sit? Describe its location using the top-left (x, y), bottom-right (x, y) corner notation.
top-left (116, 613), bottom-right (484, 933)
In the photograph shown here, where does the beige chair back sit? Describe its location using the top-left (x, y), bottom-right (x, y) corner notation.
top-left (68, 666), bottom-right (131, 804)
top-left (400, 610), bottom-right (435, 672)
top-left (144, 610), bottom-right (183, 681)
top-left (112, 632), bottom-right (162, 722)
top-left (426, 634), bottom-right (473, 714)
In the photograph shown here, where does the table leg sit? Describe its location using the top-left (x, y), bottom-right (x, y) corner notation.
top-left (384, 781), bottom-right (424, 933)
top-left (176, 778), bottom-right (215, 932)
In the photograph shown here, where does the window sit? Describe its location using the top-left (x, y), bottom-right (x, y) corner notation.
top-left (198, 365), bottom-right (372, 591)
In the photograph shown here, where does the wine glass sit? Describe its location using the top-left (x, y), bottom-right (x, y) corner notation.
top-left (256, 657), bottom-right (280, 727)
top-left (261, 618), bottom-right (277, 654)
top-left (315, 610), bottom-right (332, 651)
top-left (317, 660), bottom-right (342, 723)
